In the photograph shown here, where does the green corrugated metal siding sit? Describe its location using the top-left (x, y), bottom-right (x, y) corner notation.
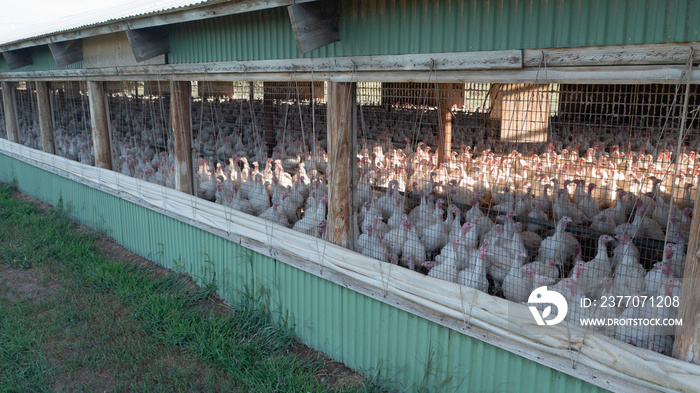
top-left (169, 0), bottom-right (700, 63)
top-left (0, 152), bottom-right (610, 393)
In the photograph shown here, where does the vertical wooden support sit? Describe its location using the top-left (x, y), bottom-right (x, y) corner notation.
top-left (35, 82), bottom-right (55, 154)
top-left (87, 81), bottom-right (112, 169)
top-left (437, 83), bottom-right (462, 165)
top-left (171, 81), bottom-right (194, 195)
top-left (673, 54), bottom-right (698, 362)
top-left (327, 82), bottom-right (356, 249)
top-left (438, 107), bottom-right (452, 165)
top-left (263, 82), bottom-right (276, 157)
top-left (1, 82), bottom-right (19, 143)
top-left (673, 175), bottom-right (700, 362)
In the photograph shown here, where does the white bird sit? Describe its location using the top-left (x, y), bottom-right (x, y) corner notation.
top-left (503, 252), bottom-right (532, 302)
top-left (458, 242), bottom-right (490, 292)
top-left (578, 235), bottom-right (614, 297)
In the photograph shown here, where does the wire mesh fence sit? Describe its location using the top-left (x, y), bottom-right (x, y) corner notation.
top-left (52, 81), bottom-right (93, 165)
top-left (13, 82), bottom-right (41, 150)
top-left (107, 81), bottom-right (172, 186)
top-left (190, 80), bottom-right (329, 234)
top-left (3, 77), bottom-right (697, 358)
top-left (353, 80), bottom-right (697, 356)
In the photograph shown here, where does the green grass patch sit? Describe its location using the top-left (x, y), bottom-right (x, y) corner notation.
top-left (0, 183), bottom-right (379, 392)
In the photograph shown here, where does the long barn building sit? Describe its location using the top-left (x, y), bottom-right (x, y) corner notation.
top-left (1, 1), bottom-right (700, 392)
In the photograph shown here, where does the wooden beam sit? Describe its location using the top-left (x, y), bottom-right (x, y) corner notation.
top-left (48, 40), bottom-right (83, 67)
top-left (126, 27), bottom-right (170, 63)
top-left (1, 82), bottom-right (19, 143)
top-left (87, 81), bottom-right (112, 169)
top-left (288, 0), bottom-right (340, 54)
top-left (2, 48), bottom-right (32, 70)
top-left (523, 43), bottom-right (700, 67)
top-left (35, 82), bottom-right (55, 154)
top-left (262, 82), bottom-right (276, 157)
top-left (326, 82), bottom-right (356, 249)
top-left (3, 62), bottom-right (700, 85)
top-left (171, 81), bottom-right (193, 195)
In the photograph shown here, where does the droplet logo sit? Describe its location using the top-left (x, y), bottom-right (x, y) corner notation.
top-left (528, 286), bottom-right (568, 326)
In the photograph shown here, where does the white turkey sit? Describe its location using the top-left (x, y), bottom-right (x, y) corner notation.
top-left (458, 242), bottom-right (490, 292)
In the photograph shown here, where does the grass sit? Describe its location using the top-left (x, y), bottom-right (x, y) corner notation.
top-left (0, 182), bottom-right (387, 392)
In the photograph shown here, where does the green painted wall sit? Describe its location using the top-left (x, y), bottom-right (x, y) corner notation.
top-left (0, 152), bottom-right (610, 393)
top-left (169, 0), bottom-right (700, 63)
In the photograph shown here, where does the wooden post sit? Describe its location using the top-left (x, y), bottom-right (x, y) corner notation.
top-left (673, 54), bottom-right (699, 362)
top-left (171, 81), bottom-right (194, 195)
top-left (438, 106), bottom-right (452, 165)
top-left (673, 173), bottom-right (700, 362)
top-left (35, 82), bottom-right (55, 154)
top-left (327, 82), bottom-right (356, 249)
top-left (437, 83), bottom-right (465, 165)
top-left (1, 82), bottom-right (19, 143)
top-left (263, 82), bottom-right (276, 157)
top-left (87, 81), bottom-right (112, 169)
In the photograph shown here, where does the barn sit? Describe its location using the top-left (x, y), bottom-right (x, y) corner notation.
top-left (1, 1), bottom-right (699, 391)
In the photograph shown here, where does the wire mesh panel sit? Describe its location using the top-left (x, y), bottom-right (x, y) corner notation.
top-left (353, 79), bottom-right (699, 356)
top-left (52, 81), bottom-right (93, 165)
top-left (191, 80), bottom-right (329, 236)
top-left (107, 81), bottom-right (173, 186)
top-left (13, 82), bottom-right (41, 150)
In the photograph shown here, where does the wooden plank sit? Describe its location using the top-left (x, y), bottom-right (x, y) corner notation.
top-left (1, 49), bottom-right (33, 70)
top-left (4, 138), bottom-right (700, 393)
top-left (1, 82), bottom-right (19, 143)
top-left (125, 27), bottom-right (170, 62)
top-left (489, 83), bottom-right (549, 142)
top-left (35, 82), bottom-right (55, 154)
top-left (523, 43), bottom-right (700, 67)
top-left (7, 57), bottom-right (700, 85)
top-left (47, 40), bottom-right (83, 67)
top-left (87, 81), bottom-right (111, 169)
top-left (287, 0), bottom-right (340, 54)
top-left (83, 32), bottom-right (165, 69)
top-left (171, 81), bottom-right (193, 195)
top-left (327, 82), bottom-right (356, 249)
